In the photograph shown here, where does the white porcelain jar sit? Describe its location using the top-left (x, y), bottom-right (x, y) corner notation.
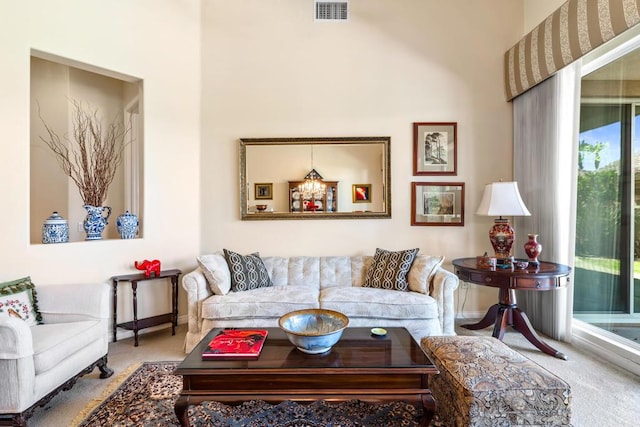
top-left (42, 211), bottom-right (69, 244)
top-left (116, 211), bottom-right (139, 239)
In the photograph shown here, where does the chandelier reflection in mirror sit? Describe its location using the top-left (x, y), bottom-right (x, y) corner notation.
top-left (299, 146), bottom-right (326, 199)
top-left (299, 169), bottom-right (326, 199)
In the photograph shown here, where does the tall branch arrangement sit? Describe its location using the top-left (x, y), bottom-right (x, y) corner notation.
top-left (38, 99), bottom-right (129, 207)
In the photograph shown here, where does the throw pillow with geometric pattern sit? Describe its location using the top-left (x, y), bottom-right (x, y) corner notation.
top-left (223, 249), bottom-right (273, 292)
top-left (363, 248), bottom-right (419, 291)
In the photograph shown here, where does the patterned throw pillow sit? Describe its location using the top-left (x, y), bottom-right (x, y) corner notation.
top-left (363, 248), bottom-right (419, 291)
top-left (223, 249), bottom-right (273, 292)
top-left (0, 276), bottom-right (43, 326)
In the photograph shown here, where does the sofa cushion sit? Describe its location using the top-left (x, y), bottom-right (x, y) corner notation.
top-left (224, 249), bottom-right (273, 292)
top-left (0, 276), bottom-right (42, 326)
top-left (320, 286), bottom-right (437, 319)
top-left (363, 248), bottom-right (419, 291)
top-left (30, 320), bottom-right (104, 375)
top-left (408, 255), bottom-right (445, 294)
top-left (197, 252), bottom-right (232, 295)
top-left (201, 286), bottom-right (320, 319)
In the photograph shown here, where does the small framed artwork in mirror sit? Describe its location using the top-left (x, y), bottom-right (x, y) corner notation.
top-left (352, 184), bottom-right (371, 203)
top-left (413, 122), bottom-right (457, 175)
top-left (255, 183), bottom-right (273, 200)
top-left (411, 182), bottom-right (464, 226)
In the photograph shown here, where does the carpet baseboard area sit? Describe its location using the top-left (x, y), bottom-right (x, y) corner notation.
top-left (72, 361), bottom-right (437, 427)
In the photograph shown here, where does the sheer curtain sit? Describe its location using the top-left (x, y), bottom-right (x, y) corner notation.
top-left (512, 63), bottom-right (581, 342)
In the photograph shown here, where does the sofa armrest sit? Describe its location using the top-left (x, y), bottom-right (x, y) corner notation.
top-left (36, 282), bottom-right (110, 324)
top-left (430, 267), bottom-right (459, 335)
top-left (182, 268), bottom-right (213, 336)
top-left (0, 317), bottom-right (36, 413)
top-left (0, 317), bottom-right (34, 359)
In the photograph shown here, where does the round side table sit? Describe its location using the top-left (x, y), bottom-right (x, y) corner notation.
top-left (452, 258), bottom-right (571, 360)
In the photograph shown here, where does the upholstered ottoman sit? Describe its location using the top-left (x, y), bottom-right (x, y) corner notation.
top-left (421, 336), bottom-right (571, 426)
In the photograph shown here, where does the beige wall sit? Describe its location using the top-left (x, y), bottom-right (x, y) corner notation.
top-left (1, 0), bottom-right (201, 328)
top-left (1, 1), bottom-right (545, 329)
top-left (524, 0), bottom-right (566, 33)
top-left (201, 0), bottom-right (525, 316)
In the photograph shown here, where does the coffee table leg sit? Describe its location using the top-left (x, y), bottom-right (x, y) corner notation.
top-left (421, 393), bottom-right (436, 427)
top-left (174, 395), bottom-right (190, 427)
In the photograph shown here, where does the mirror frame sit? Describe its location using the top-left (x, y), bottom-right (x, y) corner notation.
top-left (240, 137), bottom-right (392, 220)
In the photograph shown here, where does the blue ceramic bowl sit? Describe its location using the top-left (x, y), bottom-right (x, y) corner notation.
top-left (278, 309), bottom-right (349, 354)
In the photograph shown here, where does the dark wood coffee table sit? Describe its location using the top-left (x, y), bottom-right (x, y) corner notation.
top-left (174, 327), bottom-right (438, 427)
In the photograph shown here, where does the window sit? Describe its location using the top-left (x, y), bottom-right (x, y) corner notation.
top-left (574, 44), bottom-right (640, 351)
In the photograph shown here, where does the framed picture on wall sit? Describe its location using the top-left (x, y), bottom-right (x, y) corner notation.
top-left (254, 183), bottom-right (273, 200)
top-left (411, 182), bottom-right (464, 226)
top-left (413, 122), bottom-right (457, 175)
top-left (352, 184), bottom-right (371, 203)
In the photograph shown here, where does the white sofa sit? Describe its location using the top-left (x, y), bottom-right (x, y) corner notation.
top-left (182, 253), bottom-right (459, 353)
top-left (0, 281), bottom-right (112, 426)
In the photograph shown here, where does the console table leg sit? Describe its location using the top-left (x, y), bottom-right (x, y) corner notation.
top-left (171, 276), bottom-right (178, 335)
top-left (511, 307), bottom-right (568, 360)
top-left (112, 279), bottom-right (118, 342)
top-left (462, 303), bottom-right (499, 330)
top-left (132, 281), bottom-right (139, 347)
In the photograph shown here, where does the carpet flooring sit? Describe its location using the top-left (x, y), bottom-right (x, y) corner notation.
top-left (72, 361), bottom-right (431, 427)
top-left (24, 322), bottom-right (640, 426)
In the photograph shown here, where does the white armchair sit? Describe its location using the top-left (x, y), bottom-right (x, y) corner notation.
top-left (0, 281), bottom-right (113, 426)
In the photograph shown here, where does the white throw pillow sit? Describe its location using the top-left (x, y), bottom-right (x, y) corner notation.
top-left (197, 252), bottom-right (232, 295)
top-left (408, 255), bottom-right (445, 294)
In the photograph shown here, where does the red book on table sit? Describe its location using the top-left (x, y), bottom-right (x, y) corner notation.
top-left (202, 329), bottom-right (268, 359)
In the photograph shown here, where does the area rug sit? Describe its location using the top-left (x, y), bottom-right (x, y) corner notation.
top-left (72, 361), bottom-right (436, 427)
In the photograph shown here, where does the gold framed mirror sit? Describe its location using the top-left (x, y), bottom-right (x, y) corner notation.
top-left (240, 137), bottom-right (391, 220)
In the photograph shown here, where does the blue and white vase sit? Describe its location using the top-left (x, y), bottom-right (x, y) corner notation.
top-left (42, 211), bottom-right (69, 244)
top-left (83, 205), bottom-right (111, 240)
top-left (117, 211), bottom-right (139, 239)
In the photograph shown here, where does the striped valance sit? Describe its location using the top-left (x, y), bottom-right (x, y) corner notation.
top-left (505, 0), bottom-right (640, 101)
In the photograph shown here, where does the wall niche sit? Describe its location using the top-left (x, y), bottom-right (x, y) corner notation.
top-left (30, 50), bottom-right (144, 244)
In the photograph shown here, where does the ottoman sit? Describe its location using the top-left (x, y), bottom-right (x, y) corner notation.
top-left (421, 336), bottom-right (571, 426)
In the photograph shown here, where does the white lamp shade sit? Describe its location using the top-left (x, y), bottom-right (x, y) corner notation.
top-left (476, 182), bottom-right (531, 216)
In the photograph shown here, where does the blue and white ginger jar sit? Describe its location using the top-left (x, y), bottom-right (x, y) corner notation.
top-left (42, 211), bottom-right (69, 244)
top-left (117, 211), bottom-right (139, 239)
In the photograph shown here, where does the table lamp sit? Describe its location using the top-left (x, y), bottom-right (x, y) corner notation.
top-left (475, 181), bottom-right (531, 260)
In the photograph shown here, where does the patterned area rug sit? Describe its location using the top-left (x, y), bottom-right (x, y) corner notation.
top-left (72, 361), bottom-right (436, 427)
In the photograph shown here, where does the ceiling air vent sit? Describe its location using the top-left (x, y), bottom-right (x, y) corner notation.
top-left (315, 1), bottom-right (349, 22)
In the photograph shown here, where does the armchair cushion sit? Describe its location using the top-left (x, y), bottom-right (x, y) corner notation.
top-left (0, 277), bottom-right (42, 326)
top-left (31, 320), bottom-right (104, 375)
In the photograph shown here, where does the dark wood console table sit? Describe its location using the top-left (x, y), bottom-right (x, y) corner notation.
top-left (452, 258), bottom-right (571, 360)
top-left (111, 269), bottom-right (181, 346)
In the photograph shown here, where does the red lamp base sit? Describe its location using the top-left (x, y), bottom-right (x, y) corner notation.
top-left (489, 218), bottom-right (515, 260)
